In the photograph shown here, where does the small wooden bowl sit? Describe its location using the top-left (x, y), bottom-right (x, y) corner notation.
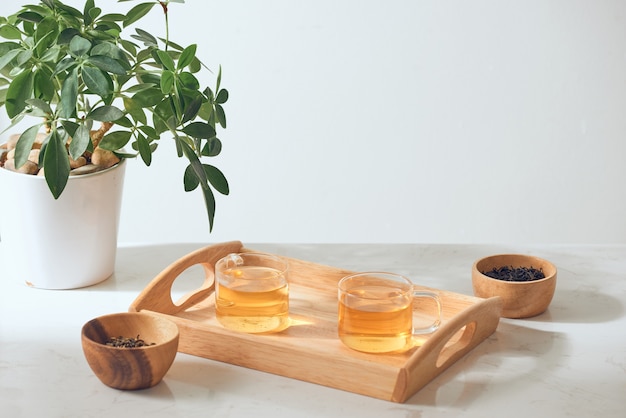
top-left (81, 312), bottom-right (179, 390)
top-left (472, 254), bottom-right (557, 319)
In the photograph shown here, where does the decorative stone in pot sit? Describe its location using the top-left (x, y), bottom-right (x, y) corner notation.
top-left (81, 312), bottom-right (179, 390)
top-left (472, 254), bottom-right (557, 319)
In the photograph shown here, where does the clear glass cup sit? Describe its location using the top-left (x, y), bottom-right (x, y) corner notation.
top-left (338, 272), bottom-right (442, 353)
top-left (214, 252), bottom-right (289, 333)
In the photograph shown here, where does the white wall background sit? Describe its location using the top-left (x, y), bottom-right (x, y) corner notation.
top-left (1, 0), bottom-right (625, 244)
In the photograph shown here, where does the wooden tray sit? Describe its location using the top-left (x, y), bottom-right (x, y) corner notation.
top-left (129, 241), bottom-right (502, 403)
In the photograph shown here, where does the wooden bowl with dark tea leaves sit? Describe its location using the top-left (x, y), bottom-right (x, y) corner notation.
top-left (472, 254), bottom-right (557, 319)
top-left (81, 312), bottom-right (179, 390)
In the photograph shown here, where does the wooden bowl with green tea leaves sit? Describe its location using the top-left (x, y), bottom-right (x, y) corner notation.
top-left (472, 254), bottom-right (557, 319)
top-left (81, 312), bottom-right (179, 390)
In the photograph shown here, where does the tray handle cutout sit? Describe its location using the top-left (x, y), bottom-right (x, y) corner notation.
top-left (129, 241), bottom-right (244, 315)
top-left (394, 296), bottom-right (502, 402)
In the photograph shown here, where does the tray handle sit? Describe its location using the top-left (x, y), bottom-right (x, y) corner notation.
top-left (394, 296), bottom-right (502, 402)
top-left (129, 241), bottom-right (244, 315)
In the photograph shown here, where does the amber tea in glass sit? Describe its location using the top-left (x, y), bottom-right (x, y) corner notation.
top-left (215, 252), bottom-right (289, 333)
top-left (338, 272), bottom-right (442, 353)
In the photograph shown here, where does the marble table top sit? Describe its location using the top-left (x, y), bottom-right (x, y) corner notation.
top-left (1, 242), bottom-right (624, 417)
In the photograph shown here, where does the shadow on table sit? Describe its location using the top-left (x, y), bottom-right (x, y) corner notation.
top-left (407, 320), bottom-right (568, 408)
top-left (88, 243), bottom-right (211, 295)
top-left (531, 288), bottom-right (624, 324)
top-left (158, 321), bottom-right (570, 410)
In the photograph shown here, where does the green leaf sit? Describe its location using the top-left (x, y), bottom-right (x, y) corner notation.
top-left (91, 42), bottom-right (130, 67)
top-left (58, 28), bottom-right (80, 44)
top-left (203, 86), bottom-right (214, 100)
top-left (0, 25), bottom-right (22, 40)
top-left (189, 56), bottom-right (201, 73)
top-left (119, 39), bottom-right (137, 56)
top-left (34, 16), bottom-right (58, 46)
top-left (39, 45), bottom-right (61, 63)
top-left (157, 36), bottom-right (184, 51)
top-left (179, 139), bottom-right (208, 187)
top-left (156, 50), bottom-right (175, 72)
top-left (54, 2), bottom-right (82, 19)
top-left (160, 70), bottom-right (174, 94)
top-left (87, 55), bottom-right (127, 75)
top-left (69, 36), bottom-right (91, 57)
top-left (204, 164), bottom-right (229, 195)
top-left (124, 83), bottom-right (156, 93)
top-left (123, 97), bottom-right (146, 124)
top-left (16, 49), bottom-right (33, 66)
top-left (59, 68), bottom-right (78, 118)
top-left (178, 44), bottom-right (196, 70)
top-left (182, 122), bottom-right (216, 139)
top-left (202, 137), bottom-right (222, 157)
top-left (132, 87), bottom-right (164, 107)
top-left (0, 40), bottom-right (19, 52)
top-left (35, 32), bottom-right (57, 58)
top-left (198, 100), bottom-right (213, 120)
top-left (154, 98), bottom-right (176, 127)
top-left (88, 7), bottom-right (102, 23)
top-left (0, 48), bottom-right (22, 71)
top-left (17, 11), bottom-right (43, 24)
top-left (182, 94), bottom-right (203, 124)
top-left (124, 3), bottom-right (156, 28)
top-left (216, 88), bottom-right (229, 104)
top-left (43, 130), bottom-right (71, 199)
top-left (137, 125), bottom-right (158, 139)
top-left (180, 139), bottom-right (217, 231)
top-left (99, 13), bottom-right (127, 22)
top-left (88, 105), bottom-right (124, 122)
top-left (216, 65), bottom-right (223, 92)
top-left (69, 122), bottom-right (91, 160)
top-left (82, 66), bottom-right (110, 98)
top-left (86, 23), bottom-right (121, 41)
top-left (14, 124), bottom-right (43, 168)
top-left (53, 57), bottom-right (76, 75)
top-left (183, 164), bottom-right (199, 191)
top-left (5, 70), bottom-right (34, 118)
top-left (131, 28), bottom-right (157, 47)
top-left (178, 72), bottom-right (199, 90)
top-left (99, 130), bottom-right (132, 150)
top-left (215, 104), bottom-right (227, 128)
top-left (137, 134), bottom-right (152, 165)
top-left (201, 185), bottom-right (216, 232)
top-left (60, 119), bottom-right (84, 138)
top-left (138, 73), bottom-right (160, 86)
top-left (83, 0), bottom-right (96, 25)
top-left (115, 150), bottom-right (138, 159)
top-left (33, 67), bottom-right (54, 102)
top-left (112, 115), bottom-right (133, 128)
top-left (25, 98), bottom-right (52, 114)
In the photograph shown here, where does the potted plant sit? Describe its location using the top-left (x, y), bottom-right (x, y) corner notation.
top-left (0, 0), bottom-right (229, 289)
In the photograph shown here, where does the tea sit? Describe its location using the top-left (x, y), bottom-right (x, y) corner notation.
top-left (338, 283), bottom-right (413, 353)
top-left (337, 272), bottom-right (442, 354)
top-left (215, 265), bottom-right (289, 333)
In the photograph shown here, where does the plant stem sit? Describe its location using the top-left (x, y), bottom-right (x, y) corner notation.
top-left (160, 1), bottom-right (170, 51)
top-left (91, 122), bottom-right (113, 148)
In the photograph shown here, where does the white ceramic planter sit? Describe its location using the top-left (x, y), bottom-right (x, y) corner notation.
top-left (0, 160), bottom-right (126, 289)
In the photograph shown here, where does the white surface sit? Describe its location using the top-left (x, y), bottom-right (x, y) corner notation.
top-left (1, 1), bottom-right (626, 244)
top-left (1, 242), bottom-right (624, 417)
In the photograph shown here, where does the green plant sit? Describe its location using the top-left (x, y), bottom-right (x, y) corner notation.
top-left (0, 0), bottom-right (229, 231)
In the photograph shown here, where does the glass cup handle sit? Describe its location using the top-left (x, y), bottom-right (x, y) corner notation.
top-left (412, 291), bottom-right (442, 335)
